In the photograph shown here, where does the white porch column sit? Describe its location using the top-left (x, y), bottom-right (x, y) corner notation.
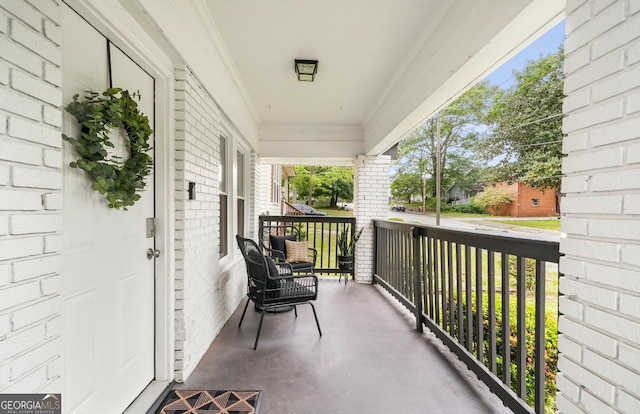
top-left (353, 155), bottom-right (391, 283)
top-left (559, 1), bottom-right (640, 412)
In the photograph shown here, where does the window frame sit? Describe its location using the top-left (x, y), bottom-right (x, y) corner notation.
top-left (271, 165), bottom-right (281, 205)
top-left (219, 130), bottom-right (250, 264)
top-left (219, 135), bottom-right (229, 258)
top-left (236, 149), bottom-right (246, 238)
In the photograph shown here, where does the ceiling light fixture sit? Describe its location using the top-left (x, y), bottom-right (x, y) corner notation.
top-left (294, 59), bottom-right (318, 82)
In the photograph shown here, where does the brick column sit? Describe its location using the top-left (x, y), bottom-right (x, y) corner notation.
top-left (558, 1), bottom-right (640, 412)
top-left (353, 155), bottom-right (390, 283)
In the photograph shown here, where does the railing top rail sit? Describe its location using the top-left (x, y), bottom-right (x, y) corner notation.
top-left (260, 215), bottom-right (356, 224)
top-left (374, 219), bottom-right (560, 263)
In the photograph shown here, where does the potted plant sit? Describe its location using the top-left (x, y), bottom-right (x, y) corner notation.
top-left (337, 224), bottom-right (364, 272)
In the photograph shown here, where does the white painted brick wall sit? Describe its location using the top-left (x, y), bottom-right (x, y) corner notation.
top-left (559, 0), bottom-right (640, 411)
top-left (0, 0), bottom-right (62, 394)
top-left (353, 155), bottom-right (390, 283)
top-left (173, 66), bottom-right (245, 382)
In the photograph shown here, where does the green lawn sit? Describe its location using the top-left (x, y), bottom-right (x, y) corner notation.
top-left (491, 219), bottom-right (561, 231)
top-left (316, 207), bottom-right (353, 217)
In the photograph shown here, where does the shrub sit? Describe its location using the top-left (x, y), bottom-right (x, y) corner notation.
top-left (450, 293), bottom-right (557, 413)
top-left (449, 203), bottom-right (487, 214)
top-left (473, 188), bottom-right (513, 215)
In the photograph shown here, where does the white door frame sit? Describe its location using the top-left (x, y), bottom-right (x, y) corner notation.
top-left (62, 0), bottom-right (176, 382)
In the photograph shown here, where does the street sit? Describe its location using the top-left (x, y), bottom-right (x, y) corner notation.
top-left (386, 210), bottom-right (561, 241)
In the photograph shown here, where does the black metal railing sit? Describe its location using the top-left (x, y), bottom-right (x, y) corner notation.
top-left (373, 220), bottom-right (560, 414)
top-left (259, 215), bottom-right (356, 276)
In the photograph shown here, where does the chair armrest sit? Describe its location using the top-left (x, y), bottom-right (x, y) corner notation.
top-left (273, 262), bottom-right (294, 277)
top-left (265, 247), bottom-right (286, 263)
top-left (307, 247), bottom-right (317, 264)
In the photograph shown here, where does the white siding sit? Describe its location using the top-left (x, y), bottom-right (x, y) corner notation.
top-left (0, 0), bottom-right (62, 393)
top-left (559, 0), bottom-right (640, 411)
top-left (250, 153), bottom-right (266, 238)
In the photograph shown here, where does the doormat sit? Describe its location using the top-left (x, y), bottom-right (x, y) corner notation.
top-left (157, 390), bottom-right (262, 414)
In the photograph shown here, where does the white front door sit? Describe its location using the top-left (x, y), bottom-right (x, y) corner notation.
top-left (61, 5), bottom-right (155, 413)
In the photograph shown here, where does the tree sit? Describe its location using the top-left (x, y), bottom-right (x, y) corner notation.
top-left (315, 167), bottom-right (353, 207)
top-left (291, 166), bottom-right (353, 207)
top-left (390, 172), bottom-right (421, 203)
top-left (481, 49), bottom-right (564, 208)
top-left (473, 188), bottom-right (513, 215)
top-left (396, 82), bottom-right (496, 211)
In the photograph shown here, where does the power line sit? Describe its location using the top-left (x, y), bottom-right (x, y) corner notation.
top-left (509, 139), bottom-right (563, 149)
top-left (490, 113), bottom-right (564, 136)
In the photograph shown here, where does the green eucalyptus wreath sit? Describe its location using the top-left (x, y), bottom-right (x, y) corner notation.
top-left (62, 88), bottom-right (153, 210)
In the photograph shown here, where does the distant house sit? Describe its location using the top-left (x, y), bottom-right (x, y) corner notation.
top-left (492, 182), bottom-right (557, 217)
top-left (445, 183), bottom-right (483, 205)
top-left (264, 165), bottom-right (296, 215)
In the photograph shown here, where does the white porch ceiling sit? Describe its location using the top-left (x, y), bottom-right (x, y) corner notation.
top-left (198, 0), bottom-right (564, 160)
top-left (206, 0), bottom-right (446, 127)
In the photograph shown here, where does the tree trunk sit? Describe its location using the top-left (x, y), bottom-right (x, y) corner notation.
top-left (421, 177), bottom-right (426, 212)
top-left (307, 181), bottom-right (313, 205)
top-left (430, 154), bottom-right (438, 198)
top-left (330, 195), bottom-right (338, 208)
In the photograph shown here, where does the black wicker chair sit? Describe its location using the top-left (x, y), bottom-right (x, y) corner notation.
top-left (260, 224), bottom-right (317, 274)
top-left (236, 235), bottom-right (322, 350)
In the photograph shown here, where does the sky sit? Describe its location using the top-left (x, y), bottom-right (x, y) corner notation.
top-left (391, 20), bottom-right (566, 176)
top-left (484, 20), bottom-right (565, 89)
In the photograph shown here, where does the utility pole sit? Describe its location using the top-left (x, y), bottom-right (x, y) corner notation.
top-left (436, 114), bottom-right (441, 226)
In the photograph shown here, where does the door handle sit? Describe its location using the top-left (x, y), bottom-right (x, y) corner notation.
top-left (146, 248), bottom-right (161, 260)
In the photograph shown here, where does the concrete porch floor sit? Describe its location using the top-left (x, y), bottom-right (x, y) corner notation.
top-left (176, 279), bottom-right (512, 414)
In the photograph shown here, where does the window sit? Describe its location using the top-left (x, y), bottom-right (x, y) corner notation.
top-left (219, 136), bottom-right (228, 258)
top-left (237, 150), bottom-right (245, 237)
top-left (531, 198), bottom-right (540, 207)
top-left (271, 165), bottom-right (280, 204)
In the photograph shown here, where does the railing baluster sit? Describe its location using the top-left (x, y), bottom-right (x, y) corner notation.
top-left (412, 227), bottom-right (423, 332)
top-left (475, 248), bottom-right (483, 362)
top-left (488, 251), bottom-right (497, 374)
top-left (501, 253), bottom-right (510, 386)
top-left (516, 256), bottom-right (527, 399)
top-left (385, 228), bottom-right (389, 280)
top-left (447, 241), bottom-right (454, 335)
top-left (456, 243), bottom-right (463, 344)
top-left (405, 232), bottom-right (411, 299)
top-left (440, 239), bottom-right (447, 330)
top-left (422, 235), bottom-right (429, 319)
top-left (465, 245), bottom-right (472, 352)
top-left (393, 229), bottom-right (399, 288)
top-left (433, 237), bottom-right (440, 325)
top-left (427, 236), bottom-right (434, 319)
top-left (535, 260), bottom-right (546, 414)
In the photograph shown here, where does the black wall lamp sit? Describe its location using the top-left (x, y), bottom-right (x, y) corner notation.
top-left (295, 59), bottom-right (318, 82)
